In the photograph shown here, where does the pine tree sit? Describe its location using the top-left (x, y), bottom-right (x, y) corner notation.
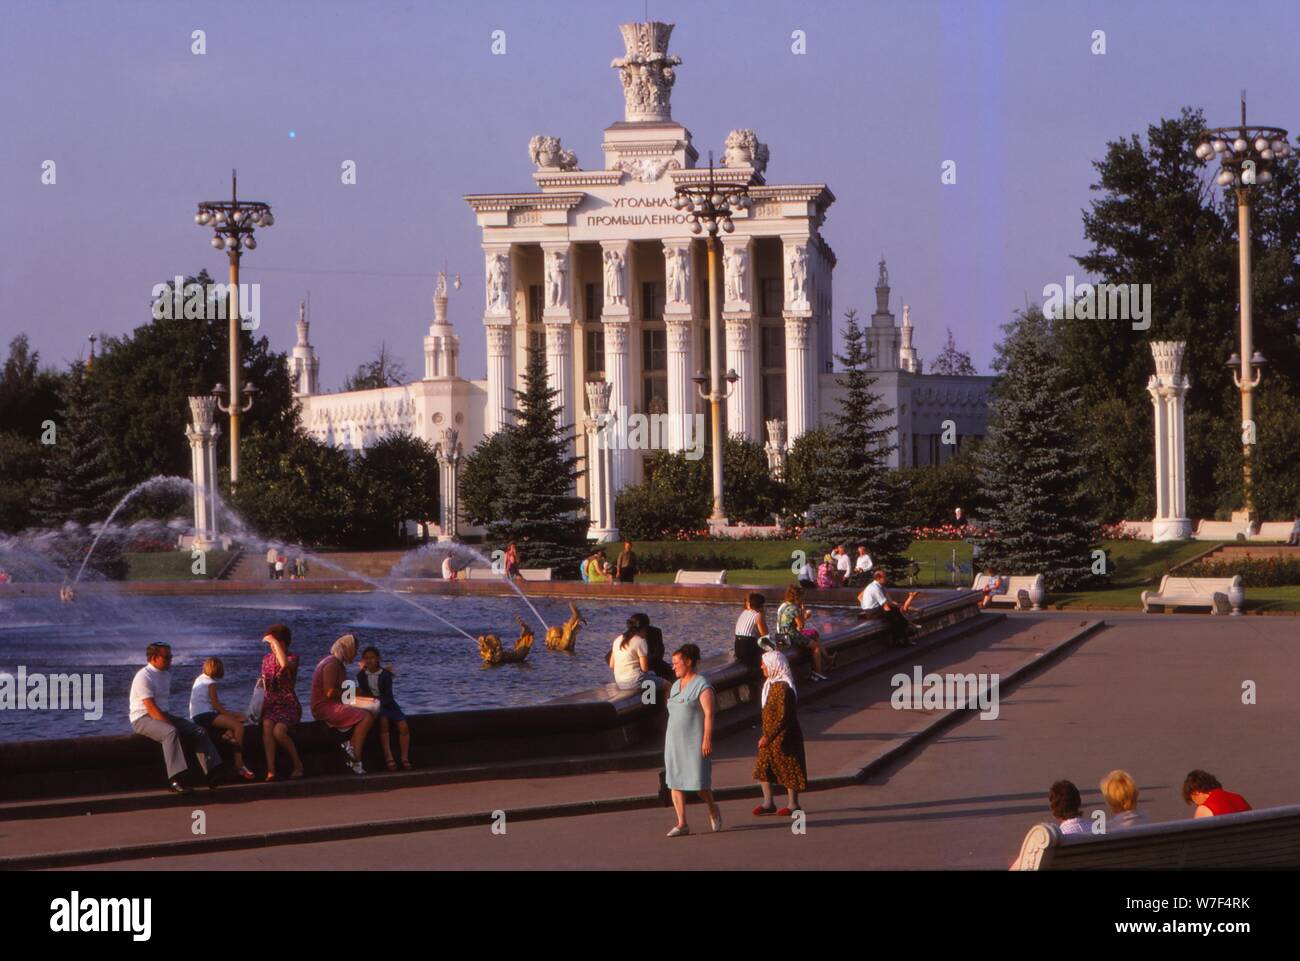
top-left (487, 344), bottom-right (588, 576)
top-left (806, 309), bottom-right (910, 574)
top-left (33, 362), bottom-right (125, 527)
top-left (973, 307), bottom-right (1097, 590)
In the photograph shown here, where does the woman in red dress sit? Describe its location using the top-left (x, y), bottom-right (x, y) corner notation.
top-left (260, 623), bottom-right (303, 780)
top-left (311, 633), bottom-right (376, 774)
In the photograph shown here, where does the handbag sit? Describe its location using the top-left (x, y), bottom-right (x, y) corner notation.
top-left (247, 677), bottom-right (266, 723)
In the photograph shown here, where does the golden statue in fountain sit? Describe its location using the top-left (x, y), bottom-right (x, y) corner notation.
top-left (478, 615), bottom-right (535, 666)
top-left (544, 602), bottom-right (585, 653)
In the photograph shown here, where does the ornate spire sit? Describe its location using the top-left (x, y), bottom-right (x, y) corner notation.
top-left (611, 22), bottom-right (681, 123)
top-left (295, 300), bottom-right (309, 346)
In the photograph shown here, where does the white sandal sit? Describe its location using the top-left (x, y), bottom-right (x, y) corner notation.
top-left (666, 824), bottom-right (690, 837)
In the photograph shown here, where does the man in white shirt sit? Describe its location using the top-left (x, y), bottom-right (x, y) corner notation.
top-left (849, 546), bottom-right (874, 586)
top-left (858, 569), bottom-right (918, 646)
top-left (265, 546), bottom-right (278, 580)
top-left (834, 545), bottom-right (852, 585)
top-left (796, 557), bottom-right (816, 588)
top-left (129, 642), bottom-right (223, 794)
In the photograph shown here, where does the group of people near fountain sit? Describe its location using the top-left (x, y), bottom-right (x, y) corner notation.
top-left (265, 547), bottom-right (309, 580)
top-left (127, 625), bottom-right (412, 792)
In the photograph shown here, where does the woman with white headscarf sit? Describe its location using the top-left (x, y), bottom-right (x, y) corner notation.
top-left (752, 647), bottom-right (807, 817)
top-left (310, 633), bottom-right (376, 774)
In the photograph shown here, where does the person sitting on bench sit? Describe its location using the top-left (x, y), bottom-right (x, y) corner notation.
top-left (858, 569), bottom-right (919, 646)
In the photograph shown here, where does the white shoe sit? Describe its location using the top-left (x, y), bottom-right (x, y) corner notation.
top-left (710, 812), bottom-right (723, 833)
top-left (340, 740), bottom-right (357, 762)
top-left (347, 760), bottom-right (365, 775)
top-left (666, 824), bottom-right (690, 837)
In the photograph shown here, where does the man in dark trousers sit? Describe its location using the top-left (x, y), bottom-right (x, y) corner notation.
top-left (616, 541), bottom-right (638, 583)
top-left (631, 612), bottom-right (672, 680)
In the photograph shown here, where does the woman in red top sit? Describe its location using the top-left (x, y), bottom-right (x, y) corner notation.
top-left (311, 633), bottom-right (376, 774)
top-left (1182, 769), bottom-right (1251, 818)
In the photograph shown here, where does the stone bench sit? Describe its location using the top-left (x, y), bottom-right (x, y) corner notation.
top-left (971, 573), bottom-right (1044, 610)
top-left (460, 567), bottom-right (551, 581)
top-left (1249, 521), bottom-right (1298, 542)
top-left (1013, 802), bottom-right (1300, 869)
top-left (1141, 575), bottom-right (1243, 615)
top-left (674, 570), bottom-right (727, 586)
top-left (1193, 519), bottom-right (1250, 541)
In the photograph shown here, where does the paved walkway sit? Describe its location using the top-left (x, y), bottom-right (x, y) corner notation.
top-left (11, 612), bottom-right (1298, 869)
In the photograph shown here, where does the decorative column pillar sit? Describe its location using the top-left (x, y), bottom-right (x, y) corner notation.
top-left (435, 428), bottom-right (462, 542)
top-left (600, 240), bottom-right (632, 491)
top-left (185, 396), bottom-right (221, 551)
top-left (782, 237), bottom-right (813, 442)
top-left (722, 235), bottom-right (757, 440)
top-left (1147, 341), bottom-right (1192, 541)
top-left (765, 418), bottom-right (787, 481)
top-left (542, 242), bottom-right (576, 439)
top-left (663, 240), bottom-right (695, 453)
top-left (484, 245), bottom-right (514, 434)
top-left (585, 381), bottom-right (619, 542)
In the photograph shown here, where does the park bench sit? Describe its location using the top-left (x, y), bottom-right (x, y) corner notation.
top-left (674, 570), bottom-right (728, 586)
top-left (972, 573), bottom-right (1044, 610)
top-left (1141, 575), bottom-right (1243, 615)
top-left (1012, 802), bottom-right (1300, 869)
top-left (1193, 519), bottom-right (1250, 541)
top-left (462, 566), bottom-right (552, 581)
top-left (1249, 521), bottom-right (1298, 542)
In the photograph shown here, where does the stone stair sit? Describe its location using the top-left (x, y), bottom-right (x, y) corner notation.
top-left (221, 549), bottom-right (432, 582)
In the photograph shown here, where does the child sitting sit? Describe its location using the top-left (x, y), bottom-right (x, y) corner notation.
top-left (189, 657), bottom-right (255, 780)
top-left (357, 646), bottom-right (412, 770)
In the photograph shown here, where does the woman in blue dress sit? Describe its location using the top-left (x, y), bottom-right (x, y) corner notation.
top-left (663, 643), bottom-right (723, 836)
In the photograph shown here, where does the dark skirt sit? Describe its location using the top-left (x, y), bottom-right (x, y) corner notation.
top-left (734, 634), bottom-right (761, 674)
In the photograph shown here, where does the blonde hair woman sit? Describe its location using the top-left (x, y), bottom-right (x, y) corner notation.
top-left (1100, 770), bottom-right (1147, 830)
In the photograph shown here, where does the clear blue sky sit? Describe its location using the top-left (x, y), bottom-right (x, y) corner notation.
top-left (3, 0), bottom-right (1298, 387)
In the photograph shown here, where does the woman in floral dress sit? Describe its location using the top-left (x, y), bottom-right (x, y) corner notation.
top-left (752, 648), bottom-right (807, 817)
top-left (260, 623), bottom-right (303, 780)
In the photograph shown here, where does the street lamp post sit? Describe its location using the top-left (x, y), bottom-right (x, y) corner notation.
top-left (1193, 98), bottom-right (1290, 524)
top-left (195, 170), bottom-right (274, 487)
top-left (673, 158), bottom-right (751, 528)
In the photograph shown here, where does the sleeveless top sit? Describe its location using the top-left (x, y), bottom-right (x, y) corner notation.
top-left (1203, 788), bottom-right (1251, 816)
top-left (734, 609), bottom-right (761, 637)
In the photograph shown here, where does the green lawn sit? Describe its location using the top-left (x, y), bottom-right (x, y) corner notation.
top-left (1051, 584), bottom-right (1300, 613)
top-left (123, 550), bottom-right (232, 581)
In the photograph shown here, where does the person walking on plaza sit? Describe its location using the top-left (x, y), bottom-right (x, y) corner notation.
top-left (859, 569), bottom-right (919, 646)
top-left (664, 643), bottom-right (722, 836)
top-left (776, 584), bottom-right (834, 680)
top-left (733, 591), bottom-right (769, 677)
top-left (615, 541), bottom-right (638, 583)
top-left (266, 545), bottom-right (278, 580)
top-left (312, 633), bottom-right (376, 774)
top-left (129, 642), bottom-right (224, 794)
top-left (752, 648), bottom-right (807, 817)
top-left (357, 646), bottom-right (412, 770)
top-left (189, 657), bottom-right (255, 781)
top-left (1100, 769), bottom-right (1147, 830)
top-left (1183, 770), bottom-right (1251, 818)
top-left (260, 623), bottom-right (304, 781)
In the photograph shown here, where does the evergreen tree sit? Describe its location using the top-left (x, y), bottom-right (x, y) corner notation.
top-left (487, 344), bottom-right (587, 576)
top-left (929, 328), bottom-right (977, 376)
top-left (973, 307), bottom-right (1097, 590)
top-left (806, 309), bottom-right (910, 574)
top-left (459, 429), bottom-right (515, 527)
top-left (33, 362), bottom-right (126, 527)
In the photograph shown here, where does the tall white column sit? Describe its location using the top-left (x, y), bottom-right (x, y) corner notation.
top-left (436, 428), bottom-right (462, 542)
top-left (585, 381), bottom-right (619, 542)
top-left (483, 244), bottom-right (514, 434)
top-left (600, 240), bottom-right (632, 491)
top-left (722, 235), bottom-right (757, 440)
top-left (185, 396), bottom-right (221, 551)
top-left (782, 237), bottom-right (813, 442)
top-left (663, 240), bottom-right (695, 453)
top-left (1148, 341), bottom-right (1191, 541)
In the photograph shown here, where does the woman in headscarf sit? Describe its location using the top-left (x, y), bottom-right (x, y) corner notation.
top-left (752, 647), bottom-right (807, 817)
top-left (310, 633), bottom-right (376, 774)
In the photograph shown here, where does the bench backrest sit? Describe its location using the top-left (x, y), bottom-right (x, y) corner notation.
top-left (1253, 521), bottom-right (1297, 539)
top-left (1154, 575), bottom-right (1241, 596)
top-left (971, 573), bottom-right (1043, 593)
top-left (463, 567), bottom-right (502, 580)
top-left (518, 568), bottom-right (552, 581)
top-left (1015, 802), bottom-right (1300, 869)
top-left (674, 570), bottom-right (727, 585)
top-left (1194, 520), bottom-right (1248, 539)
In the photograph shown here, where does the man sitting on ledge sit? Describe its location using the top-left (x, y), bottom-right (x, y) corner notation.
top-left (858, 569), bottom-right (919, 646)
top-left (129, 642), bottom-right (224, 794)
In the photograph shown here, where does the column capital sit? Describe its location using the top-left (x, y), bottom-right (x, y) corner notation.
top-left (783, 313), bottom-right (812, 347)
